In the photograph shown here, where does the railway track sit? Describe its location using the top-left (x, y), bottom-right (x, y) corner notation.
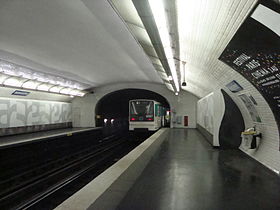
top-left (0, 133), bottom-right (139, 210)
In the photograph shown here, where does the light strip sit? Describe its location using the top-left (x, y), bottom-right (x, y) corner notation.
top-left (0, 74), bottom-right (9, 84)
top-left (0, 60), bottom-right (89, 97)
top-left (0, 59), bottom-right (90, 90)
top-left (37, 83), bottom-right (52, 91)
top-left (3, 77), bottom-right (24, 87)
top-left (60, 88), bottom-right (72, 95)
top-left (0, 73), bottom-right (86, 97)
top-left (148, 0), bottom-right (180, 92)
top-left (22, 80), bottom-right (41, 89)
top-left (49, 86), bottom-right (63, 93)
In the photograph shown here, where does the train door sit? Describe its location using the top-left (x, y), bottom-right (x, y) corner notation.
top-left (155, 103), bottom-right (161, 128)
top-left (161, 106), bottom-right (165, 127)
top-left (161, 107), bottom-right (166, 127)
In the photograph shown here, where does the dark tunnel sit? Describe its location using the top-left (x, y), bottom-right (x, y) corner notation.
top-left (95, 89), bottom-right (170, 132)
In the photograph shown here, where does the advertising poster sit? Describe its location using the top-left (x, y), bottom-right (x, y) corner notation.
top-left (239, 94), bottom-right (261, 123)
top-left (219, 0), bottom-right (280, 147)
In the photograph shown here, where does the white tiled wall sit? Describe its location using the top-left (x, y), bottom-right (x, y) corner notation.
top-left (0, 97), bottom-right (71, 128)
top-left (169, 91), bottom-right (198, 129)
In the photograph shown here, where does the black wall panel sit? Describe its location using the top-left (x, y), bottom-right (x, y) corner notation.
top-left (219, 89), bottom-right (245, 149)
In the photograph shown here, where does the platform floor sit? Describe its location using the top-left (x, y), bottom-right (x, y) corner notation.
top-left (117, 129), bottom-right (280, 210)
top-left (0, 127), bottom-right (100, 148)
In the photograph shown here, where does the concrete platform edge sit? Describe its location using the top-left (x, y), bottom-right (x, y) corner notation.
top-left (55, 128), bottom-right (169, 210)
top-left (0, 127), bottom-right (101, 149)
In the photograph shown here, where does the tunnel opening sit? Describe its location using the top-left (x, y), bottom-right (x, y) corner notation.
top-left (95, 89), bottom-right (170, 136)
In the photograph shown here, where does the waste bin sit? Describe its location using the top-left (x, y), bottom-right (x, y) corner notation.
top-left (241, 127), bottom-right (262, 150)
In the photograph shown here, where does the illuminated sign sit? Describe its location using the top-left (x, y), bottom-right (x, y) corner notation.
top-left (12, 90), bottom-right (30, 96)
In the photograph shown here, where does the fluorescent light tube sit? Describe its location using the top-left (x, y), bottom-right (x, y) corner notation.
top-left (22, 80), bottom-right (41, 89)
top-left (76, 91), bottom-right (86, 97)
top-left (49, 86), bottom-right (63, 93)
top-left (0, 74), bottom-right (9, 84)
top-left (70, 89), bottom-right (85, 97)
top-left (60, 88), bottom-right (71, 95)
top-left (148, 0), bottom-right (180, 91)
top-left (37, 84), bottom-right (52, 91)
top-left (4, 77), bottom-right (24, 87)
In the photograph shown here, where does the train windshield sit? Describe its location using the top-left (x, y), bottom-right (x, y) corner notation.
top-left (130, 101), bottom-right (154, 116)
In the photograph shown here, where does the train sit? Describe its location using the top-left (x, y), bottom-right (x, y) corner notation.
top-left (129, 99), bottom-right (169, 131)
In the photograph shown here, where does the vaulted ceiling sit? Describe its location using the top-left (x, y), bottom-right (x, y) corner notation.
top-left (111, 0), bottom-right (258, 97)
top-left (0, 0), bottom-right (259, 98)
top-left (177, 0), bottom-right (258, 97)
top-left (0, 0), bottom-right (162, 89)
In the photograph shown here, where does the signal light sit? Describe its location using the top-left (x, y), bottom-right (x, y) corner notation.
top-left (148, 118), bottom-right (153, 121)
top-left (131, 118), bottom-right (136, 121)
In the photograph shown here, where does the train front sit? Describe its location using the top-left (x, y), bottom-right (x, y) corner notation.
top-left (129, 100), bottom-right (160, 131)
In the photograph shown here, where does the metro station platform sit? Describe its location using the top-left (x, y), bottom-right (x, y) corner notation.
top-left (0, 127), bottom-right (100, 149)
top-left (117, 129), bottom-right (280, 210)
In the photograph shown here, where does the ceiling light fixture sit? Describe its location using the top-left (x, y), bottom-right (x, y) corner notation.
top-left (69, 89), bottom-right (86, 97)
top-left (3, 77), bottom-right (25, 87)
top-left (37, 83), bottom-right (52, 91)
top-left (148, 0), bottom-right (180, 92)
top-left (22, 80), bottom-right (41, 89)
top-left (74, 91), bottom-right (86, 97)
top-left (0, 74), bottom-right (9, 84)
top-left (60, 88), bottom-right (72, 95)
top-left (49, 86), bottom-right (63, 93)
top-left (0, 60), bottom-right (89, 97)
